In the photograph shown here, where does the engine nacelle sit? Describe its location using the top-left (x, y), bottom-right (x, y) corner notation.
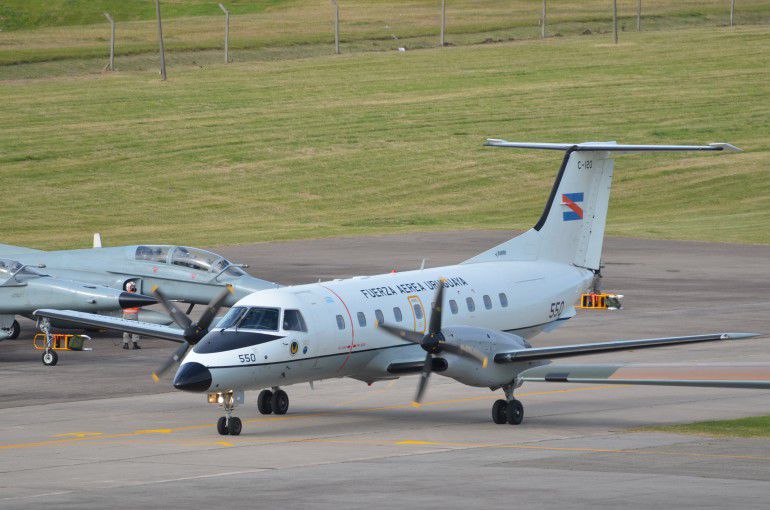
top-left (439, 325), bottom-right (548, 388)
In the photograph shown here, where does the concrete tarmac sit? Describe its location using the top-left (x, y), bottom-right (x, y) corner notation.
top-left (1, 232), bottom-right (769, 509)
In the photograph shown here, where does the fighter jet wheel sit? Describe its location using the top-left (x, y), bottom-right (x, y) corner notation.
top-left (492, 399), bottom-right (508, 425)
top-left (9, 320), bottom-right (20, 340)
top-left (42, 350), bottom-right (58, 367)
top-left (257, 389), bottom-right (273, 415)
top-left (271, 390), bottom-right (289, 415)
top-left (506, 399), bottom-right (524, 425)
top-left (217, 416), bottom-right (229, 435)
top-left (228, 417), bottom-right (242, 436)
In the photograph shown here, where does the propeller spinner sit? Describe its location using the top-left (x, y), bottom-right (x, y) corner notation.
top-left (378, 280), bottom-right (488, 405)
top-left (150, 284), bottom-right (234, 382)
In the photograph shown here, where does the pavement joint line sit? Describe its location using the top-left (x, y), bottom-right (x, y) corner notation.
top-left (0, 385), bottom-right (616, 451)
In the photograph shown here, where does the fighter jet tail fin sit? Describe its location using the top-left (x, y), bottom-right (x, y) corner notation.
top-left (463, 141), bottom-right (739, 270)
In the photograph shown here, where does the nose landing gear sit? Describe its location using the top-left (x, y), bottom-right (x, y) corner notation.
top-left (208, 390), bottom-right (244, 436)
top-left (492, 384), bottom-right (524, 425)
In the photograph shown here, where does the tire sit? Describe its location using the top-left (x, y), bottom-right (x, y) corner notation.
top-left (492, 399), bottom-right (508, 424)
top-left (42, 350), bottom-right (58, 366)
top-left (9, 320), bottom-right (20, 340)
top-left (257, 389), bottom-right (273, 415)
top-left (271, 389), bottom-right (289, 415)
top-left (506, 399), bottom-right (524, 425)
top-left (217, 416), bottom-right (229, 435)
top-left (228, 417), bottom-right (242, 436)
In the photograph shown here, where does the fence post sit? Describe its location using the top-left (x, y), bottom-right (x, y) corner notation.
top-left (155, 0), bottom-right (167, 80)
top-left (103, 12), bottom-right (115, 71)
top-left (613, 0), bottom-right (619, 44)
top-left (440, 0), bottom-right (446, 46)
top-left (218, 3), bottom-right (230, 63)
top-left (730, 0), bottom-right (735, 27)
top-left (636, 0), bottom-right (641, 31)
top-left (331, 0), bottom-right (340, 54)
top-left (541, 0), bottom-right (547, 39)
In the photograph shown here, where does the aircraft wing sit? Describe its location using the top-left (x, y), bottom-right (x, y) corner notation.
top-left (518, 363), bottom-right (770, 389)
top-left (34, 309), bottom-right (185, 343)
top-left (0, 243), bottom-right (43, 257)
top-left (494, 333), bottom-right (759, 363)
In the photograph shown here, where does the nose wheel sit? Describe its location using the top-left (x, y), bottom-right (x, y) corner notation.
top-left (213, 391), bottom-right (243, 436)
top-left (217, 416), bottom-right (242, 436)
top-left (492, 385), bottom-right (524, 425)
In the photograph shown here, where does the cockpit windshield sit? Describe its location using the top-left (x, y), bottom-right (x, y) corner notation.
top-left (0, 258), bottom-right (46, 282)
top-left (134, 245), bottom-right (244, 277)
top-left (216, 306), bottom-right (280, 332)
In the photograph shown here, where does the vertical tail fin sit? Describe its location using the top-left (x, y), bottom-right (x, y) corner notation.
top-left (463, 141), bottom-right (739, 270)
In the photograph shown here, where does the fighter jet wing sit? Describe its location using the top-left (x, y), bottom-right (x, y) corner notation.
top-left (34, 309), bottom-right (185, 343)
top-left (0, 243), bottom-right (43, 256)
top-left (518, 363), bottom-right (770, 389)
top-left (494, 333), bottom-right (760, 363)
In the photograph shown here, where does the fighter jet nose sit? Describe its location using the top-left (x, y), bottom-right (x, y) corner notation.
top-left (118, 292), bottom-right (157, 309)
top-left (173, 362), bottom-right (212, 392)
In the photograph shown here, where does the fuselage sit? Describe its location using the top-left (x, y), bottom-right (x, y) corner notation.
top-left (180, 259), bottom-right (593, 392)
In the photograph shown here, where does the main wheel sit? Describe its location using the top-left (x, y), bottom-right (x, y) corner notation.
top-left (217, 416), bottom-right (229, 435)
top-left (257, 389), bottom-right (273, 415)
top-left (9, 320), bottom-right (20, 340)
top-left (42, 350), bottom-right (58, 366)
top-left (271, 389), bottom-right (289, 415)
top-left (492, 399), bottom-right (508, 424)
top-left (506, 399), bottom-right (524, 425)
top-left (228, 417), bottom-right (242, 436)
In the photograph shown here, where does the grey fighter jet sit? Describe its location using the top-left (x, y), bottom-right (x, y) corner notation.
top-left (0, 242), bottom-right (277, 340)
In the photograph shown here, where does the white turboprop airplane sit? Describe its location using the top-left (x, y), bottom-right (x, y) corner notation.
top-left (36, 140), bottom-right (770, 436)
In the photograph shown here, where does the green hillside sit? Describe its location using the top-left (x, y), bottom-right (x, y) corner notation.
top-left (1, 24), bottom-right (767, 249)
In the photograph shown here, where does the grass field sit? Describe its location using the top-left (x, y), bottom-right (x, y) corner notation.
top-left (1, 23), bottom-right (768, 249)
top-left (645, 415), bottom-right (770, 438)
top-left (2, 1), bottom-right (768, 70)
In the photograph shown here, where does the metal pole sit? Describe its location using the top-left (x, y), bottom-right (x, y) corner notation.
top-left (613, 0), bottom-right (618, 44)
top-left (636, 0), bottom-right (641, 31)
top-left (155, 0), bottom-right (167, 80)
top-left (103, 12), bottom-right (115, 71)
top-left (218, 3), bottom-right (230, 63)
top-left (730, 0), bottom-right (735, 27)
top-left (541, 0), bottom-right (547, 39)
top-left (332, 1), bottom-right (340, 54)
top-left (439, 0), bottom-right (445, 47)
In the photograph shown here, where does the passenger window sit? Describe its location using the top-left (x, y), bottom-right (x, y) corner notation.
top-left (413, 304), bottom-right (423, 320)
top-left (357, 311), bottom-right (367, 327)
top-left (483, 295), bottom-right (492, 310)
top-left (449, 299), bottom-right (458, 314)
top-left (336, 314), bottom-right (346, 330)
top-left (466, 297), bottom-right (475, 312)
top-left (393, 307), bottom-right (403, 322)
top-left (283, 309), bottom-right (307, 332)
top-left (499, 293), bottom-right (509, 308)
top-left (239, 307), bottom-right (280, 331)
top-left (375, 309), bottom-right (384, 325)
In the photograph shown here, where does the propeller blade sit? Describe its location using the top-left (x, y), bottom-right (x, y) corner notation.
top-left (440, 341), bottom-right (489, 368)
top-left (378, 322), bottom-right (425, 345)
top-left (413, 352), bottom-right (433, 406)
top-left (151, 286), bottom-right (193, 331)
top-left (195, 284), bottom-right (234, 332)
top-left (428, 280), bottom-right (445, 335)
top-left (151, 342), bottom-right (191, 382)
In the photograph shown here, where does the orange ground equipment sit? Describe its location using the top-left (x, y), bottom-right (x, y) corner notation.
top-left (33, 333), bottom-right (91, 366)
top-left (577, 292), bottom-right (623, 310)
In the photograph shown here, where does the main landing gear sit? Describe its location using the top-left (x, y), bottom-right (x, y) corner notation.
top-left (257, 387), bottom-right (289, 415)
top-left (491, 384), bottom-right (524, 425)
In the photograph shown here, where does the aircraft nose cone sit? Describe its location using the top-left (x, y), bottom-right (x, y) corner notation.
top-left (173, 362), bottom-right (212, 392)
top-left (119, 292), bottom-right (157, 309)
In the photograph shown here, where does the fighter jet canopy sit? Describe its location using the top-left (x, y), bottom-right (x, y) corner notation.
top-left (0, 258), bottom-right (46, 284)
top-left (133, 246), bottom-right (246, 277)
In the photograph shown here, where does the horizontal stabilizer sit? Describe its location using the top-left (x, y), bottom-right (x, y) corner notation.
top-left (519, 363), bottom-right (770, 389)
top-left (484, 140), bottom-right (742, 153)
top-left (34, 309), bottom-right (185, 343)
top-left (494, 333), bottom-right (760, 363)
